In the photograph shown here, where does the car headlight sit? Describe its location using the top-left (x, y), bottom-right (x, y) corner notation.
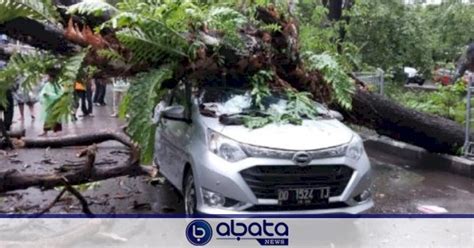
top-left (347, 135), bottom-right (364, 161)
top-left (208, 129), bottom-right (247, 162)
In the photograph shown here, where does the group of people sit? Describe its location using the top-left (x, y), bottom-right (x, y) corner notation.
top-left (72, 76), bottom-right (129, 119)
top-left (0, 67), bottom-right (129, 137)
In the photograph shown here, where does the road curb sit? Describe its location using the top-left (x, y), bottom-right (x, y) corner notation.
top-left (361, 135), bottom-right (474, 178)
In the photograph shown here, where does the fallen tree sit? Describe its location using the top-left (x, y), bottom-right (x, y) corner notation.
top-left (0, 0), bottom-right (472, 204)
top-left (1, 1), bottom-right (470, 155)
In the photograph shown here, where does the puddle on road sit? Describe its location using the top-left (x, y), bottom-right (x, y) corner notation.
top-left (373, 161), bottom-right (425, 187)
top-left (370, 159), bottom-right (474, 213)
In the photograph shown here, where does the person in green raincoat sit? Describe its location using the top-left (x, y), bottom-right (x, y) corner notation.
top-left (39, 68), bottom-right (63, 136)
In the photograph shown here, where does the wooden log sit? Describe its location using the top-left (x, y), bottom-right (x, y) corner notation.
top-left (0, 160), bottom-right (156, 193)
top-left (19, 130), bottom-right (134, 148)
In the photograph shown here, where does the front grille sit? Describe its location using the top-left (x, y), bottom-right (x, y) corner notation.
top-left (240, 165), bottom-right (353, 199)
top-left (245, 202), bottom-right (349, 212)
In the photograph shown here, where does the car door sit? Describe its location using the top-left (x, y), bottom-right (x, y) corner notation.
top-left (154, 83), bottom-right (192, 188)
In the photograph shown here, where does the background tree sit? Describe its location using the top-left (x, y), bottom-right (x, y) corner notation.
top-left (345, 0), bottom-right (434, 74)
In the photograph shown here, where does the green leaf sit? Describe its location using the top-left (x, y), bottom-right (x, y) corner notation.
top-left (0, 51), bottom-right (57, 106)
top-left (57, 51), bottom-right (87, 88)
top-left (285, 90), bottom-right (320, 120)
top-left (123, 65), bottom-right (175, 164)
top-left (243, 116), bottom-right (272, 129)
top-left (0, 0), bottom-right (58, 23)
top-left (116, 18), bottom-right (188, 64)
top-left (304, 52), bottom-right (355, 109)
top-left (66, 0), bottom-right (118, 17)
top-left (250, 70), bottom-right (272, 110)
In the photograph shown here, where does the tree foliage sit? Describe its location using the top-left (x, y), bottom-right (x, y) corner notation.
top-left (345, 0), bottom-right (474, 75)
top-left (346, 0), bottom-right (433, 74)
top-left (390, 81), bottom-right (467, 124)
top-left (1, 0), bottom-right (472, 160)
top-left (0, 0), bottom-right (58, 23)
top-left (418, 1), bottom-right (474, 63)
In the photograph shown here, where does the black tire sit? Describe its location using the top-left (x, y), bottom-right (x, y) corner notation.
top-left (415, 76), bottom-right (425, 86)
top-left (183, 170), bottom-right (197, 215)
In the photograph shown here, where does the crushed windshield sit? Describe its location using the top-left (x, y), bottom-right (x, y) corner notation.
top-left (199, 88), bottom-right (329, 118)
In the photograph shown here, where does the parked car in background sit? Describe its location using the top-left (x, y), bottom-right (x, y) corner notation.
top-left (154, 84), bottom-right (373, 215)
top-left (433, 67), bottom-right (469, 86)
top-left (433, 68), bottom-right (456, 86)
top-left (404, 67), bottom-right (425, 85)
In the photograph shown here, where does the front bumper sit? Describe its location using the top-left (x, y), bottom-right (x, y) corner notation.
top-left (191, 148), bottom-right (373, 215)
top-left (197, 199), bottom-right (373, 215)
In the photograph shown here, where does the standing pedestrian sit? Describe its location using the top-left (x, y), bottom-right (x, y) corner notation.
top-left (0, 61), bottom-right (14, 131)
top-left (14, 77), bottom-right (38, 121)
top-left (0, 88), bottom-right (14, 131)
top-left (39, 69), bottom-right (63, 136)
top-left (111, 77), bottom-right (129, 117)
top-left (73, 79), bottom-right (93, 117)
top-left (93, 77), bottom-right (108, 106)
top-left (86, 78), bottom-right (94, 116)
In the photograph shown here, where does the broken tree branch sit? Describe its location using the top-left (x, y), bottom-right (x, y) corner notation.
top-left (77, 144), bottom-right (98, 178)
top-left (19, 130), bottom-right (134, 148)
top-left (60, 177), bottom-right (93, 215)
top-left (37, 187), bottom-right (67, 216)
top-left (0, 129), bottom-right (157, 193)
top-left (0, 153), bottom-right (156, 193)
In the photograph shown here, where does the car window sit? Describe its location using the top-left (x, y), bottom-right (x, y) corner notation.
top-left (199, 88), bottom-right (329, 117)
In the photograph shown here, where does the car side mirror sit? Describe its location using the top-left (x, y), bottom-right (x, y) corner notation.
top-left (328, 110), bottom-right (344, 121)
top-left (162, 105), bottom-right (186, 120)
top-left (153, 101), bottom-right (166, 124)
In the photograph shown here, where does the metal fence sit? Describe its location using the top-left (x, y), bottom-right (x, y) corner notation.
top-left (353, 68), bottom-right (385, 95)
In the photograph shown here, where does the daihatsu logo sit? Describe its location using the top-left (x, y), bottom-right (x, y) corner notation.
top-left (292, 151), bottom-right (311, 166)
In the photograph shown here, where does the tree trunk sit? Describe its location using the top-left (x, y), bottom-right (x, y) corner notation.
top-left (325, 0), bottom-right (343, 21)
top-left (337, 89), bottom-right (468, 154)
top-left (0, 18), bottom-right (77, 55)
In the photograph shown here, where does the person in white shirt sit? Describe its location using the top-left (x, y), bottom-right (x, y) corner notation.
top-left (111, 77), bottom-right (130, 117)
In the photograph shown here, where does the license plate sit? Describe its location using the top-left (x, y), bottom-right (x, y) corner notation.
top-left (277, 187), bottom-right (330, 205)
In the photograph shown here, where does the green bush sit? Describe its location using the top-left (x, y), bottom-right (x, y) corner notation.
top-left (389, 82), bottom-right (467, 124)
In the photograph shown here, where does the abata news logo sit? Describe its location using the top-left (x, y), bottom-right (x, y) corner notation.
top-left (185, 219), bottom-right (289, 246)
top-left (186, 220), bottom-right (213, 246)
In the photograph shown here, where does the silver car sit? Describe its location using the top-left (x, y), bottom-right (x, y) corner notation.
top-left (154, 85), bottom-right (373, 215)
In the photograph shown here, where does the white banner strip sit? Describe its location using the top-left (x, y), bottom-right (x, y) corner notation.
top-left (0, 218), bottom-right (472, 247)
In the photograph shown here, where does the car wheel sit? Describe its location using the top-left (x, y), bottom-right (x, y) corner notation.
top-left (184, 170), bottom-right (197, 215)
top-left (417, 80), bottom-right (424, 86)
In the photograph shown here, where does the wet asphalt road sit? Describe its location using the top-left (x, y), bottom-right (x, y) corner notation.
top-left (0, 92), bottom-right (472, 214)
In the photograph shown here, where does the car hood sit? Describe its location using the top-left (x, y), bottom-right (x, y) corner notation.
top-left (202, 117), bottom-right (354, 150)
